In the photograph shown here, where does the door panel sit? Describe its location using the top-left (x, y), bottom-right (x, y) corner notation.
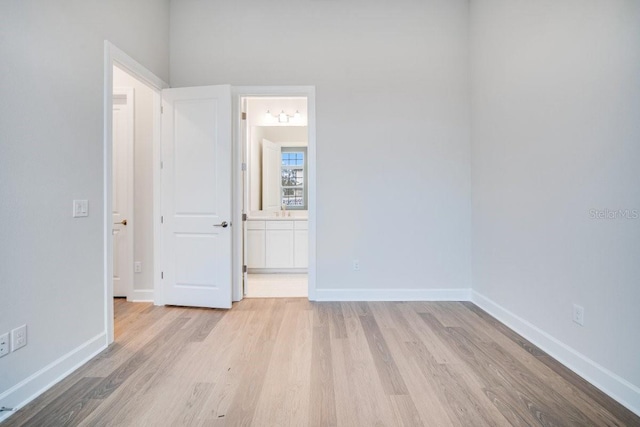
top-left (162, 85), bottom-right (232, 309)
top-left (112, 92), bottom-right (133, 298)
top-left (173, 100), bottom-right (219, 214)
top-left (262, 138), bottom-right (281, 211)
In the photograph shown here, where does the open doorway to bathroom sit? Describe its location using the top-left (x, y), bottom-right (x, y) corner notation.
top-left (242, 96), bottom-right (309, 297)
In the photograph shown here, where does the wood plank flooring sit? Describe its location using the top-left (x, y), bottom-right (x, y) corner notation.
top-left (2, 299), bottom-right (638, 426)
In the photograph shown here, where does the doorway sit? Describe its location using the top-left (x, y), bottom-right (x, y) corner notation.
top-left (111, 65), bottom-right (156, 302)
top-left (239, 96), bottom-right (312, 298)
top-left (112, 85), bottom-right (134, 298)
top-left (104, 42), bottom-right (167, 343)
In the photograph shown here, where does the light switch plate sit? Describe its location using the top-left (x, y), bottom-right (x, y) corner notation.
top-left (73, 200), bottom-right (89, 217)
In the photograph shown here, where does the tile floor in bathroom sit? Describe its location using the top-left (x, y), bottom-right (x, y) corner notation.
top-left (244, 273), bottom-right (308, 298)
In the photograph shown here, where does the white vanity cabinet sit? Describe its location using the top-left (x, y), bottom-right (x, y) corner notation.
top-left (246, 219), bottom-right (308, 270)
top-left (246, 221), bottom-right (266, 268)
top-left (265, 221), bottom-right (294, 268)
top-left (293, 220), bottom-right (308, 268)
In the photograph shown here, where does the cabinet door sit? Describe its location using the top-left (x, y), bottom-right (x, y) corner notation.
top-left (247, 229), bottom-right (266, 268)
top-left (294, 230), bottom-right (308, 268)
top-left (262, 138), bottom-right (281, 211)
top-left (266, 230), bottom-right (294, 268)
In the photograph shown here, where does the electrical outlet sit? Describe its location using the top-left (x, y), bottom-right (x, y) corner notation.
top-left (134, 262), bottom-right (142, 273)
top-left (0, 333), bottom-right (9, 358)
top-left (573, 304), bottom-right (584, 326)
top-left (11, 325), bottom-right (27, 352)
top-left (352, 260), bottom-right (360, 271)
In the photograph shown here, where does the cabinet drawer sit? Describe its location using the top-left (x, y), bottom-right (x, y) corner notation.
top-left (265, 220), bottom-right (294, 230)
top-left (246, 220), bottom-right (265, 230)
top-left (294, 220), bottom-right (308, 230)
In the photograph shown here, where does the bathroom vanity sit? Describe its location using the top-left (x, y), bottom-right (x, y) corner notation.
top-left (246, 217), bottom-right (308, 271)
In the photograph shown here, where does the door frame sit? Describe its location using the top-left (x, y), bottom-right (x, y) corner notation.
top-left (103, 41), bottom-right (168, 344)
top-left (112, 87), bottom-right (135, 299)
top-left (232, 86), bottom-right (317, 301)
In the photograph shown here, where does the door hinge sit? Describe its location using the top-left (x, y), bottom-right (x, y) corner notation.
top-left (161, 216), bottom-right (164, 224)
top-left (161, 105), bottom-right (164, 114)
top-left (241, 112), bottom-right (247, 120)
top-left (241, 162), bottom-right (247, 171)
top-left (161, 271), bottom-right (164, 279)
top-left (160, 161), bottom-right (164, 169)
top-left (242, 213), bottom-right (247, 221)
top-left (243, 265), bottom-right (247, 273)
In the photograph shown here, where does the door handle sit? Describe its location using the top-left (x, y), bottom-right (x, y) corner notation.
top-left (114, 219), bottom-right (128, 226)
top-left (213, 221), bottom-right (229, 228)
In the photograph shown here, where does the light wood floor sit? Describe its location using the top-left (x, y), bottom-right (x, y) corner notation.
top-left (3, 299), bottom-right (638, 426)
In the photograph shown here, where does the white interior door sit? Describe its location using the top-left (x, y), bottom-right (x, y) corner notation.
top-left (112, 89), bottom-right (134, 298)
top-left (162, 85), bottom-right (232, 309)
top-left (262, 138), bottom-right (281, 211)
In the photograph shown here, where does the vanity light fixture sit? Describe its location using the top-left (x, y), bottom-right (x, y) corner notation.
top-left (265, 110), bottom-right (302, 123)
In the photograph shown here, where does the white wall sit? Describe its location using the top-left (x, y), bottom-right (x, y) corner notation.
top-left (113, 66), bottom-right (155, 298)
top-left (260, 127), bottom-right (308, 146)
top-left (470, 0), bottom-right (640, 411)
top-left (171, 0), bottom-right (472, 294)
top-left (0, 0), bottom-right (169, 410)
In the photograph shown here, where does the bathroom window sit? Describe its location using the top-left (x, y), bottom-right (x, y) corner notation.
top-left (281, 148), bottom-right (307, 209)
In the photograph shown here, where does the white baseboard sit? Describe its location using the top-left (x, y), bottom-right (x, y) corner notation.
top-left (128, 289), bottom-right (154, 302)
top-left (471, 291), bottom-right (640, 417)
top-left (314, 287), bottom-right (472, 302)
top-left (0, 332), bottom-right (107, 423)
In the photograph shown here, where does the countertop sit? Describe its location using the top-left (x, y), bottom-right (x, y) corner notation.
top-left (246, 216), bottom-right (308, 221)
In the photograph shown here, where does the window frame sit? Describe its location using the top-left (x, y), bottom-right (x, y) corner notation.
top-left (280, 146), bottom-right (307, 210)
